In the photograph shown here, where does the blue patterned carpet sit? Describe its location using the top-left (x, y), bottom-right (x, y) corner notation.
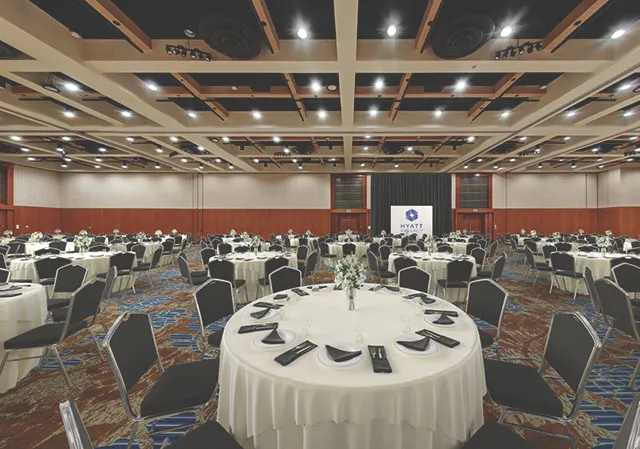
top-left (0, 248), bottom-right (637, 449)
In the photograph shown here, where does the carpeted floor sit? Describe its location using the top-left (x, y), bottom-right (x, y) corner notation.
top-left (0, 247), bottom-right (637, 449)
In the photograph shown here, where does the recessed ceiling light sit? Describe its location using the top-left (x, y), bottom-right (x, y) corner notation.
top-left (317, 109), bottom-right (328, 119)
top-left (27, 157), bottom-right (35, 161)
top-left (363, 146), bottom-right (369, 150)
top-left (624, 110), bottom-right (635, 117)
top-left (597, 157), bottom-right (603, 161)
top-left (215, 158), bottom-right (222, 163)
top-left (360, 162), bottom-right (365, 167)
top-left (120, 110), bottom-right (133, 118)
top-left (170, 136), bottom-right (179, 142)
top-left (500, 111), bottom-right (510, 118)
top-left (222, 136), bottom-right (230, 143)
top-left (310, 80), bottom-right (322, 93)
top-left (197, 146), bottom-right (205, 151)
top-left (566, 110), bottom-right (577, 117)
top-left (535, 145), bottom-right (541, 153)
top-left (327, 84), bottom-right (338, 91)
top-left (538, 162), bottom-right (543, 169)
top-left (70, 31), bottom-right (82, 39)
top-left (292, 158), bottom-right (298, 163)
top-left (187, 111), bottom-right (197, 118)
top-left (56, 144), bottom-right (64, 152)
top-left (629, 136), bottom-right (638, 141)
top-left (252, 110), bottom-right (262, 119)
top-left (61, 162), bottom-right (68, 168)
top-left (10, 136), bottom-right (21, 141)
top-left (329, 158), bottom-right (336, 162)
top-left (122, 161), bottom-right (128, 169)
top-left (94, 165), bottom-right (100, 168)
top-left (63, 110), bottom-right (76, 118)
top-left (184, 29), bottom-right (196, 38)
top-left (454, 79), bottom-right (468, 91)
top-left (98, 147), bottom-right (107, 152)
top-left (619, 83), bottom-right (633, 91)
top-left (95, 157), bottom-right (103, 162)
top-left (365, 135), bottom-right (372, 139)
top-left (231, 86), bottom-right (238, 91)
top-left (493, 163), bottom-right (499, 169)
top-left (199, 163), bottom-right (204, 170)
top-left (386, 24), bottom-right (398, 37)
top-left (591, 147), bottom-right (600, 153)
top-left (155, 162), bottom-right (161, 169)
top-left (467, 136), bottom-right (475, 143)
top-left (283, 147), bottom-right (290, 154)
top-left (228, 164), bottom-right (234, 169)
top-left (64, 82), bottom-right (80, 92)
top-left (126, 137), bottom-right (134, 142)
top-left (500, 26), bottom-right (514, 37)
top-left (407, 146), bottom-right (413, 152)
top-left (64, 157), bottom-right (72, 162)
top-left (156, 147), bottom-right (163, 153)
top-left (571, 162), bottom-right (577, 168)
top-left (298, 165), bottom-right (303, 170)
top-left (373, 78), bottom-right (385, 91)
top-left (477, 158), bottom-right (483, 162)
top-left (563, 136), bottom-right (571, 140)
top-left (297, 27), bottom-right (309, 39)
top-left (598, 164), bottom-right (605, 169)
top-left (394, 163), bottom-right (399, 168)
top-left (180, 158), bottom-right (188, 163)
top-left (463, 164), bottom-right (469, 169)
top-left (434, 109), bottom-right (443, 117)
top-left (253, 158), bottom-right (259, 163)
top-left (42, 83), bottom-right (59, 93)
top-left (273, 136), bottom-right (281, 143)
top-left (61, 136), bottom-right (72, 141)
top-left (519, 136), bottom-right (527, 141)
top-left (509, 158), bottom-right (516, 162)
top-left (559, 158), bottom-right (565, 162)
top-left (611, 28), bottom-right (626, 39)
top-left (635, 147), bottom-right (640, 153)
top-left (145, 82), bottom-right (158, 91)
top-left (368, 107), bottom-right (378, 117)
top-left (627, 157), bottom-right (634, 162)
top-left (20, 147), bottom-right (29, 152)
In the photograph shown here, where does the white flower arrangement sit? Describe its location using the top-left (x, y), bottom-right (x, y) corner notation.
top-left (171, 229), bottom-right (177, 235)
top-left (288, 228), bottom-right (293, 235)
top-left (136, 232), bottom-right (147, 241)
top-left (454, 230), bottom-right (462, 237)
top-left (553, 232), bottom-right (561, 239)
top-left (423, 234), bottom-right (437, 252)
top-left (3, 230), bottom-right (12, 238)
top-left (530, 230), bottom-right (537, 237)
top-left (345, 229), bottom-right (353, 238)
top-left (305, 230), bottom-right (312, 236)
top-left (74, 233), bottom-right (92, 252)
top-left (154, 229), bottom-right (163, 237)
top-left (251, 235), bottom-right (262, 249)
top-left (578, 229), bottom-right (585, 235)
top-left (30, 231), bottom-right (43, 243)
top-left (240, 231), bottom-right (249, 241)
top-left (113, 228), bottom-right (120, 235)
top-left (334, 254), bottom-right (366, 292)
top-left (462, 229), bottom-right (468, 235)
top-left (596, 235), bottom-right (612, 249)
top-left (53, 229), bottom-right (61, 235)
top-left (605, 230), bottom-right (613, 237)
top-left (520, 228), bottom-right (526, 235)
top-left (381, 230), bottom-right (387, 237)
top-left (229, 229), bottom-right (237, 236)
top-left (78, 229), bottom-right (88, 237)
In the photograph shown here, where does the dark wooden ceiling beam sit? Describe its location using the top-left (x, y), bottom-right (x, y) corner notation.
top-left (283, 73), bottom-right (307, 122)
top-left (85, 0), bottom-right (152, 52)
top-left (468, 73), bottom-right (524, 121)
top-left (310, 137), bottom-right (325, 167)
top-left (251, 0), bottom-right (280, 54)
top-left (246, 137), bottom-right (281, 168)
top-left (416, 136), bottom-right (450, 168)
top-left (415, 0), bottom-right (444, 52)
top-left (389, 73), bottom-right (412, 121)
top-left (543, 0), bottom-right (613, 53)
top-left (171, 73), bottom-right (228, 121)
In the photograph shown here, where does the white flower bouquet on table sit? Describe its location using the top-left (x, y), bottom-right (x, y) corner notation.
top-left (3, 230), bottom-right (12, 238)
top-left (462, 229), bottom-right (468, 235)
top-left (155, 229), bottom-right (163, 237)
top-left (240, 231), bottom-right (249, 241)
top-left (136, 232), bottom-right (146, 241)
top-left (520, 228), bottom-right (526, 235)
top-left (454, 230), bottom-right (462, 238)
top-left (305, 230), bottom-right (312, 237)
top-left (578, 228), bottom-right (585, 235)
top-left (171, 229), bottom-right (178, 235)
top-left (334, 254), bottom-right (367, 311)
top-left (345, 229), bottom-right (353, 239)
top-left (530, 230), bottom-right (537, 237)
top-left (78, 229), bottom-right (88, 237)
top-left (30, 231), bottom-right (43, 243)
top-left (113, 228), bottom-right (119, 235)
top-left (605, 230), bottom-right (613, 237)
top-left (596, 235), bottom-right (613, 253)
top-left (553, 232), bottom-right (561, 239)
top-left (53, 229), bottom-right (61, 235)
top-left (381, 230), bottom-right (387, 237)
top-left (229, 229), bottom-right (237, 236)
top-left (288, 228), bottom-right (293, 235)
top-left (423, 234), bottom-right (437, 252)
top-left (251, 235), bottom-right (262, 252)
top-left (74, 232), bottom-right (92, 253)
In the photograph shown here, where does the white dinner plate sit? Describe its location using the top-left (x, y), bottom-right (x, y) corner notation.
top-left (393, 334), bottom-right (439, 357)
top-left (317, 342), bottom-right (364, 369)
top-left (424, 312), bottom-right (460, 328)
top-left (252, 329), bottom-right (296, 351)
top-left (246, 308), bottom-right (277, 321)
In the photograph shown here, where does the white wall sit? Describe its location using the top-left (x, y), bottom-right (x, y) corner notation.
top-left (202, 174), bottom-right (330, 209)
top-left (598, 169), bottom-right (640, 207)
top-left (493, 173), bottom-right (597, 209)
top-left (14, 166), bottom-right (61, 207)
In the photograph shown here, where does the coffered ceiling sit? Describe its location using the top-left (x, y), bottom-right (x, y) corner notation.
top-left (0, 0), bottom-right (639, 174)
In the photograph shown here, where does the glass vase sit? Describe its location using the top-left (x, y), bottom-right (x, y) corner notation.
top-left (346, 286), bottom-right (356, 311)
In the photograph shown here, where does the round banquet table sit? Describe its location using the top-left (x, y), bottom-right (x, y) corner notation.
top-left (373, 237), bottom-right (402, 248)
top-left (557, 252), bottom-right (640, 295)
top-left (217, 284), bottom-right (486, 449)
top-left (23, 242), bottom-right (75, 255)
top-left (449, 242), bottom-right (468, 255)
top-left (327, 242), bottom-right (369, 259)
top-left (110, 242), bottom-right (162, 264)
top-left (624, 240), bottom-right (638, 252)
top-left (9, 252), bottom-right (136, 292)
top-left (0, 283), bottom-right (47, 393)
top-left (208, 251), bottom-right (298, 303)
top-left (387, 252), bottom-right (477, 300)
top-left (288, 237), bottom-right (318, 248)
top-left (229, 242), bottom-right (269, 252)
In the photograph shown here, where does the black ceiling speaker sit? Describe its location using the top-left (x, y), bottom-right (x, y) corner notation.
top-left (0, 42), bottom-right (20, 60)
top-left (199, 16), bottom-right (262, 60)
top-left (431, 14), bottom-right (495, 59)
top-left (382, 144), bottom-right (405, 155)
top-left (292, 143), bottom-right (314, 155)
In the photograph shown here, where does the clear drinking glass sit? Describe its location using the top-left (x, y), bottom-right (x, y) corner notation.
top-left (354, 325), bottom-right (364, 345)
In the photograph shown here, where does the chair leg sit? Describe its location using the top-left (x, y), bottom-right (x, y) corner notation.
top-left (127, 421), bottom-right (141, 449)
top-left (88, 327), bottom-right (105, 360)
top-left (52, 345), bottom-right (72, 388)
top-left (523, 267), bottom-right (530, 282)
top-left (38, 347), bottom-right (51, 371)
top-left (573, 278), bottom-right (579, 301)
top-left (0, 352), bottom-right (9, 378)
top-left (630, 358), bottom-right (640, 390)
top-left (532, 270), bottom-right (540, 286)
top-left (131, 275), bottom-right (136, 294)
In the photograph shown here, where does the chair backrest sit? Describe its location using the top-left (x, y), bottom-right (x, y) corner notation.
top-left (102, 266), bottom-right (117, 303)
top-left (177, 254), bottom-right (192, 280)
top-left (234, 245), bottom-right (250, 253)
top-left (550, 251), bottom-right (576, 273)
top-left (366, 250), bottom-right (380, 275)
top-left (8, 242), bottom-right (25, 255)
top-left (612, 262), bottom-right (640, 293)
top-left (631, 241), bottom-right (640, 248)
top-left (104, 313), bottom-right (161, 419)
top-left (109, 252), bottom-right (135, 272)
top-left (577, 245), bottom-right (595, 253)
top-left (583, 266), bottom-right (606, 322)
top-left (379, 245), bottom-right (391, 261)
top-left (319, 242), bottom-right (331, 256)
top-left (610, 256), bottom-right (640, 270)
top-left (491, 253), bottom-right (507, 280)
top-left (208, 259), bottom-right (235, 284)
top-left (218, 243), bottom-right (232, 255)
top-left (393, 256), bottom-right (417, 273)
top-left (342, 243), bottom-right (355, 256)
top-left (265, 257), bottom-right (289, 280)
top-left (595, 278), bottom-right (640, 341)
top-left (555, 242), bottom-right (572, 252)
top-left (35, 247), bottom-right (61, 257)
top-left (297, 245), bottom-right (309, 260)
top-left (94, 236), bottom-right (106, 244)
top-left (541, 312), bottom-right (601, 419)
top-left (524, 240), bottom-right (537, 253)
top-left (613, 394), bottom-right (640, 449)
top-left (397, 266), bottom-right (430, 294)
top-left (269, 244), bottom-right (283, 252)
top-left (369, 242), bottom-right (380, 254)
top-left (627, 247), bottom-right (640, 255)
top-left (49, 240), bottom-right (68, 251)
top-left (59, 400), bottom-right (94, 449)
top-left (465, 243), bottom-right (480, 255)
top-left (65, 279), bottom-right (107, 329)
top-left (298, 237), bottom-right (308, 247)
top-left (173, 235), bottom-right (183, 245)
top-left (0, 268), bottom-right (8, 283)
top-left (405, 244), bottom-right (420, 252)
top-left (304, 251), bottom-right (318, 276)
top-left (194, 279), bottom-right (235, 333)
top-left (200, 248), bottom-right (216, 266)
top-left (542, 244), bottom-right (557, 259)
top-left (470, 247), bottom-right (486, 266)
top-left (524, 247), bottom-right (537, 269)
top-left (53, 264), bottom-right (88, 295)
top-left (466, 279), bottom-right (508, 330)
top-left (437, 244), bottom-right (453, 253)
top-left (149, 247), bottom-right (163, 269)
top-left (161, 240), bottom-right (173, 252)
top-left (269, 266), bottom-right (302, 293)
top-left (131, 244), bottom-right (145, 261)
top-left (89, 244), bottom-right (109, 252)
top-left (446, 259), bottom-right (474, 283)
top-left (125, 242), bottom-right (135, 252)
top-left (487, 241), bottom-right (497, 258)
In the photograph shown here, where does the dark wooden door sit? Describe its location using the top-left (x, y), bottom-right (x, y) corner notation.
top-left (459, 213), bottom-right (484, 234)
top-left (338, 215), bottom-right (358, 232)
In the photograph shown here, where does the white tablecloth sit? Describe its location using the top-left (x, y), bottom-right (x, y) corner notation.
top-left (24, 242), bottom-right (75, 255)
top-left (388, 252), bottom-right (477, 300)
top-left (9, 252), bottom-right (136, 292)
top-left (288, 237), bottom-right (318, 248)
top-left (217, 284), bottom-right (485, 449)
top-left (110, 242), bottom-right (162, 264)
top-left (0, 284), bottom-right (47, 393)
top-left (328, 243), bottom-right (369, 259)
top-left (556, 252), bottom-right (640, 295)
top-left (373, 237), bottom-right (402, 248)
top-left (624, 240), bottom-right (638, 252)
top-left (208, 252), bottom-right (298, 303)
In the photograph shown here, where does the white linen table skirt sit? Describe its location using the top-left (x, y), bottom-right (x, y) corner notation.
top-left (217, 284), bottom-right (486, 449)
top-left (110, 242), bottom-right (162, 264)
top-left (373, 237), bottom-right (402, 248)
top-left (24, 242), bottom-right (75, 255)
top-left (0, 284), bottom-right (47, 393)
top-left (328, 243), bottom-right (368, 259)
top-left (556, 252), bottom-right (639, 295)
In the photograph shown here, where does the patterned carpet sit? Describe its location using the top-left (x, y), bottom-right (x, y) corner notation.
top-left (0, 247), bottom-right (637, 449)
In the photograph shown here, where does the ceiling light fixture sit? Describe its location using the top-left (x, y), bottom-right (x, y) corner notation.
top-left (63, 110), bottom-right (76, 118)
top-left (611, 29), bottom-right (626, 39)
top-left (454, 79), bottom-right (468, 91)
top-left (120, 110), bottom-right (133, 118)
top-left (566, 110), bottom-right (577, 117)
top-left (563, 136), bottom-right (571, 140)
top-left (64, 157), bottom-right (72, 162)
top-left (215, 158), bottom-right (222, 163)
top-left (509, 158), bottom-right (516, 162)
top-left (94, 165), bottom-right (100, 169)
top-left (597, 157), bottom-right (604, 162)
top-left (368, 107), bottom-right (379, 117)
top-left (298, 164), bottom-right (303, 170)
top-left (407, 146), bottom-right (413, 152)
top-left (365, 135), bottom-right (372, 139)
top-left (493, 163), bottom-right (500, 169)
top-left (165, 44), bottom-right (212, 62)
top-left (273, 136), bottom-right (281, 143)
top-left (199, 163), bottom-right (204, 170)
top-left (222, 136), bottom-right (230, 143)
top-left (56, 144), bottom-right (64, 152)
top-left (122, 161), bottom-right (128, 168)
top-left (228, 164), bottom-right (234, 169)
top-left (519, 136), bottom-right (527, 141)
top-left (467, 136), bottom-right (475, 143)
top-left (170, 136), bottom-right (179, 142)
top-left (187, 111), bottom-right (197, 118)
top-left (434, 109), bottom-right (443, 117)
top-left (10, 136), bottom-right (21, 141)
top-left (310, 80), bottom-right (322, 93)
top-left (386, 24), bottom-right (398, 37)
top-left (394, 163), bottom-right (399, 168)
top-left (373, 78), bottom-right (385, 91)
top-left (155, 162), bottom-right (160, 169)
top-left (598, 164), bottom-right (605, 169)
top-left (292, 158), bottom-right (298, 163)
top-left (62, 136), bottom-right (72, 141)
top-left (535, 145), bottom-right (541, 154)
top-left (20, 147), bottom-right (29, 152)
top-left (591, 147), bottom-right (600, 153)
top-left (500, 111), bottom-right (510, 118)
top-left (627, 157), bottom-right (634, 162)
top-left (500, 26), bottom-right (514, 37)
top-left (64, 81), bottom-right (80, 92)
top-left (317, 109), bottom-right (327, 119)
top-left (494, 40), bottom-right (543, 59)
top-left (197, 146), bottom-right (205, 151)
top-left (297, 27), bottom-right (309, 39)
top-left (538, 162), bottom-right (543, 169)
top-left (252, 110), bottom-right (262, 119)
top-left (571, 162), bottom-right (577, 168)
top-left (623, 110), bottom-right (635, 117)
top-left (283, 147), bottom-right (290, 154)
top-left (95, 157), bottom-right (103, 162)
top-left (180, 158), bottom-right (188, 163)
top-left (145, 82), bottom-right (158, 91)
top-left (619, 83), bottom-right (633, 91)
top-left (463, 163), bottom-right (469, 169)
top-left (61, 162), bottom-right (68, 168)
top-left (27, 157), bottom-right (36, 161)
top-left (363, 146), bottom-right (369, 151)
top-left (253, 158), bottom-right (259, 163)
top-left (126, 137), bottom-right (134, 142)
top-left (98, 147), bottom-right (107, 152)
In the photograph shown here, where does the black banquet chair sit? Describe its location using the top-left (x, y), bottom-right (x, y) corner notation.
top-left (466, 279), bottom-right (508, 353)
top-left (475, 252), bottom-right (506, 282)
top-left (549, 252), bottom-right (585, 300)
top-left (34, 256), bottom-right (71, 287)
top-left (103, 313), bottom-right (219, 448)
top-left (397, 266), bottom-right (431, 294)
top-left (47, 264), bottom-right (88, 311)
top-left (208, 259), bottom-right (248, 303)
top-left (178, 253), bottom-right (208, 286)
top-left (483, 312), bottom-right (601, 449)
top-left (436, 259), bottom-right (474, 304)
top-left (393, 256), bottom-right (417, 273)
top-left (257, 257), bottom-right (289, 298)
top-left (49, 240), bottom-right (68, 252)
top-left (193, 278), bottom-right (235, 354)
top-left (612, 262), bottom-right (640, 299)
top-left (269, 266), bottom-right (302, 294)
top-left (98, 252), bottom-right (136, 293)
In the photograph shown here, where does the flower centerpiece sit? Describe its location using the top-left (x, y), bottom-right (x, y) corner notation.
top-left (136, 232), bottom-right (146, 241)
top-left (423, 234), bottom-right (437, 253)
top-left (381, 230), bottom-right (387, 237)
top-left (53, 228), bottom-right (61, 235)
top-left (552, 232), bottom-right (561, 240)
top-left (520, 228), bottom-right (526, 236)
top-left (154, 229), bottom-right (163, 237)
top-left (530, 230), bottom-right (537, 237)
top-left (229, 229), bottom-right (237, 237)
top-left (30, 231), bottom-right (43, 243)
top-left (3, 230), bottom-right (12, 238)
top-left (605, 229), bottom-right (613, 237)
top-left (305, 230), bottom-right (312, 237)
top-left (287, 228), bottom-right (293, 236)
top-left (462, 229), bottom-right (468, 235)
top-left (345, 229), bottom-right (353, 240)
top-left (171, 229), bottom-right (178, 236)
top-left (454, 230), bottom-right (462, 238)
top-left (240, 231), bottom-right (249, 241)
top-left (113, 228), bottom-right (120, 235)
top-left (578, 228), bottom-right (585, 235)
top-left (74, 230), bottom-right (91, 253)
top-left (596, 235), bottom-right (613, 254)
top-left (251, 235), bottom-right (262, 253)
top-left (334, 254), bottom-right (366, 311)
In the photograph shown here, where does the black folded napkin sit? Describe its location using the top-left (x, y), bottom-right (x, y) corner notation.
top-left (261, 329), bottom-right (285, 345)
top-left (424, 309), bottom-right (459, 317)
top-left (416, 329), bottom-right (460, 348)
top-left (306, 285), bottom-right (328, 290)
top-left (291, 288), bottom-right (310, 296)
top-left (0, 285), bottom-right (22, 292)
top-left (250, 308), bottom-right (271, 320)
top-left (333, 284), bottom-right (343, 291)
top-left (272, 293), bottom-right (289, 300)
top-left (0, 292), bottom-right (21, 298)
top-left (433, 313), bottom-right (455, 325)
top-left (275, 341), bottom-right (317, 366)
top-left (325, 345), bottom-right (362, 363)
top-left (368, 345), bottom-right (392, 373)
top-left (397, 336), bottom-right (431, 352)
top-left (383, 285), bottom-right (400, 292)
top-left (253, 301), bottom-right (284, 309)
top-left (238, 322), bottom-right (278, 334)
top-left (369, 285), bottom-right (382, 291)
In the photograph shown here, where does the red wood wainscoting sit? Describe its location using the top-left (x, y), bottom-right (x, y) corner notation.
top-left (14, 206), bottom-right (61, 233)
top-left (598, 207), bottom-right (640, 236)
top-left (493, 208), bottom-right (598, 235)
top-left (202, 209), bottom-right (331, 237)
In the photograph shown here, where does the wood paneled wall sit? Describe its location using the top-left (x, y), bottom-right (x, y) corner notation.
top-left (14, 206), bottom-right (61, 233)
top-left (202, 209), bottom-right (331, 236)
top-left (597, 207), bottom-right (640, 236)
top-left (493, 208), bottom-right (599, 235)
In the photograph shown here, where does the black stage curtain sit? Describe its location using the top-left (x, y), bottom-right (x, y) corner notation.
top-left (370, 173), bottom-right (452, 236)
